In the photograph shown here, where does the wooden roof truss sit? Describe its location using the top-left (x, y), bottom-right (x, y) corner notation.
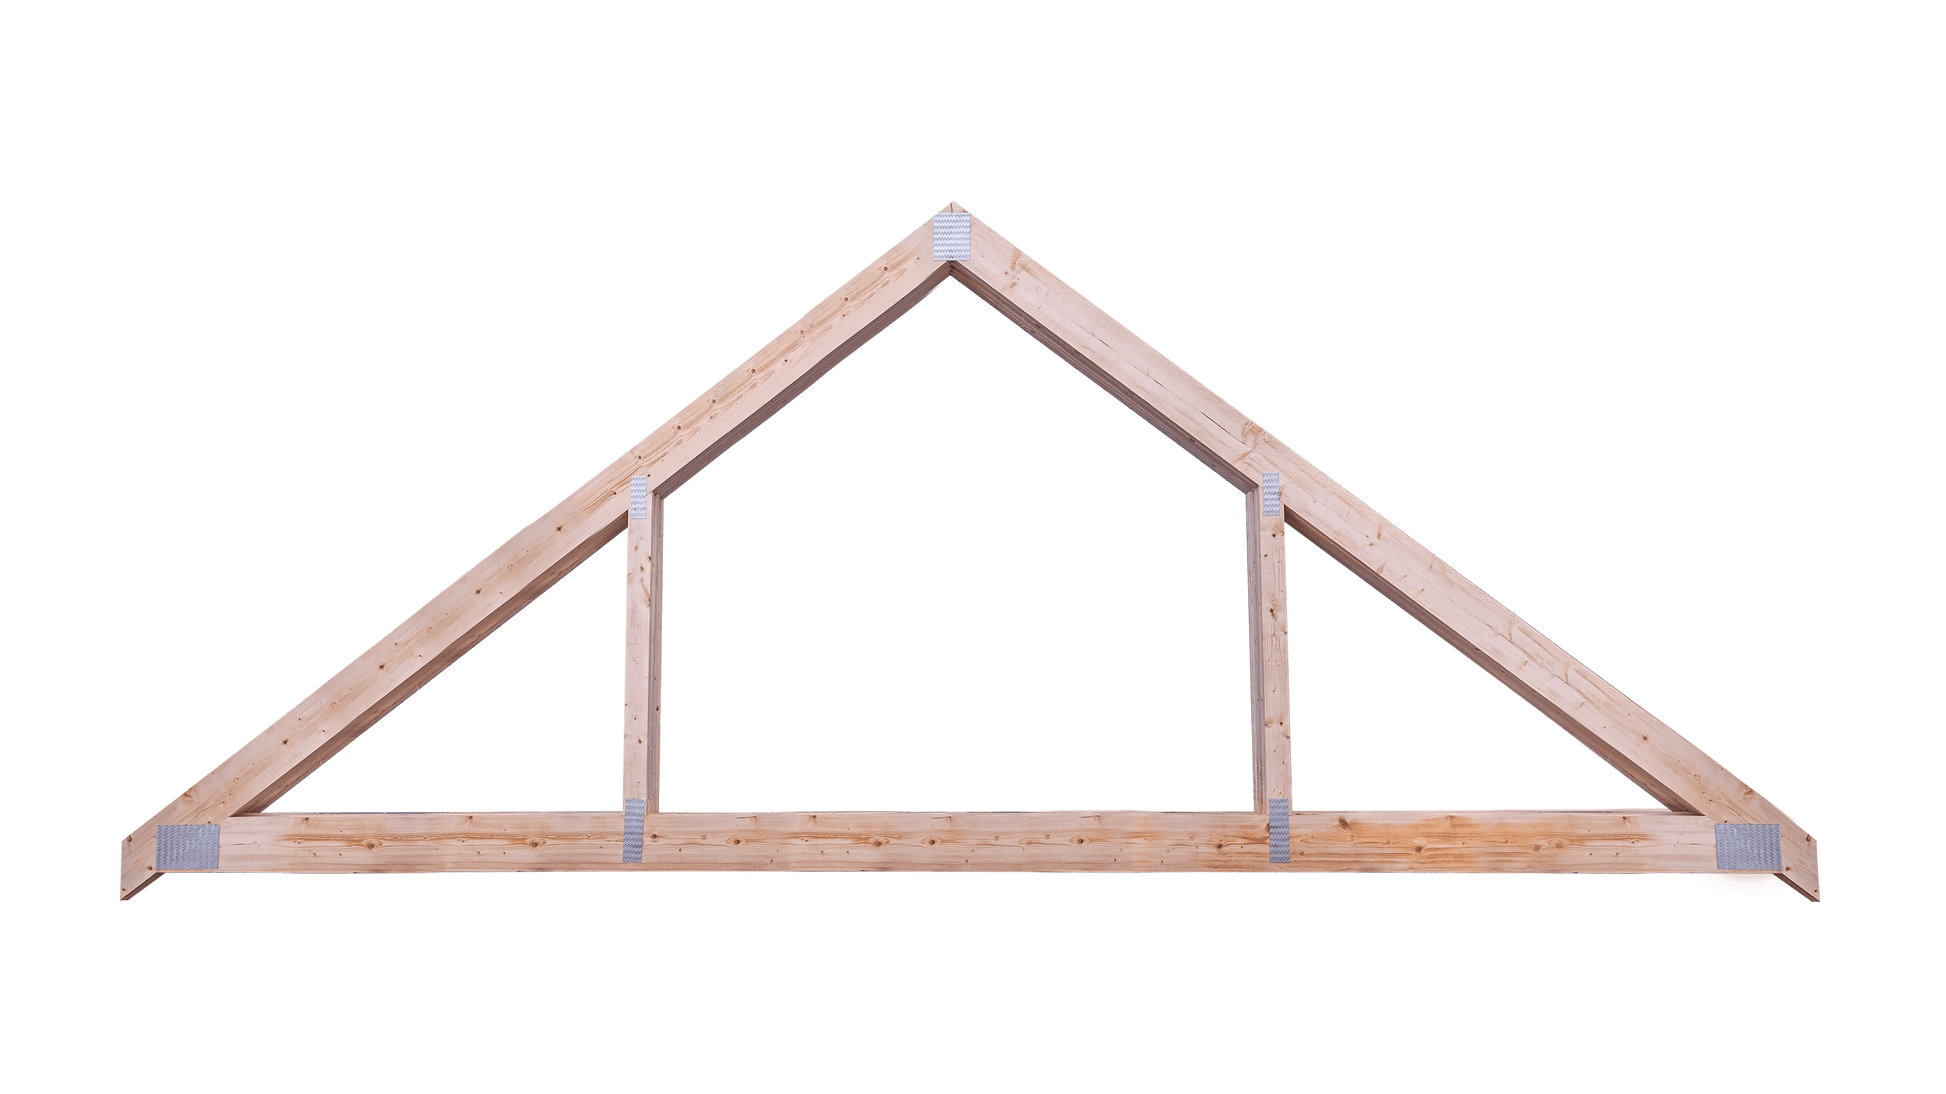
top-left (121, 205), bottom-right (1819, 900)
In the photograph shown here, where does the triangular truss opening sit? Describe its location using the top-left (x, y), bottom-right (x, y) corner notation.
top-left (1283, 521), bottom-right (1664, 810)
top-left (270, 533), bottom-right (627, 813)
top-left (123, 206), bottom-right (1818, 900)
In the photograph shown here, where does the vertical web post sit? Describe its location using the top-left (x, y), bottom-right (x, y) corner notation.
top-left (1246, 472), bottom-right (1292, 814)
top-left (623, 475), bottom-right (664, 861)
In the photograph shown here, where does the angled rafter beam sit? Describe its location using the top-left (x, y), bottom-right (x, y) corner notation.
top-left (947, 214), bottom-right (1818, 900)
top-left (121, 212), bottom-right (955, 899)
top-left (124, 203), bottom-right (1817, 901)
top-left (207, 810), bottom-right (1719, 873)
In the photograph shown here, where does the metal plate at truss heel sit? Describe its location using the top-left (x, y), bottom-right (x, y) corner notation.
top-left (629, 476), bottom-right (649, 521)
top-left (1268, 798), bottom-right (1290, 863)
top-left (1715, 823), bottom-right (1781, 871)
top-left (156, 824), bottom-right (220, 871)
top-left (1262, 472), bottom-right (1282, 517)
top-left (932, 213), bottom-right (971, 261)
top-left (623, 799), bottom-right (646, 863)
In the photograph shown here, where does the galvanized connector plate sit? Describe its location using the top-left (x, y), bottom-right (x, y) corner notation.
top-left (1715, 823), bottom-right (1782, 870)
top-left (623, 799), bottom-right (646, 863)
top-left (1262, 472), bottom-right (1282, 517)
top-left (1268, 798), bottom-right (1290, 863)
top-left (156, 824), bottom-right (220, 871)
top-left (932, 213), bottom-right (971, 261)
top-left (630, 476), bottom-right (649, 521)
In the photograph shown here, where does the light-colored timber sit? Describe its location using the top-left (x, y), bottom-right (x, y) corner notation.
top-left (947, 213), bottom-right (1817, 900)
top-left (214, 811), bottom-right (1717, 873)
top-left (122, 203), bottom-right (1818, 901)
top-left (120, 211), bottom-right (952, 900)
top-left (1246, 480), bottom-right (1291, 811)
top-left (622, 485), bottom-right (664, 809)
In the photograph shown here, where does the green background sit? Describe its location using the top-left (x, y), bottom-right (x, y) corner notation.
top-left (7, 4), bottom-right (1938, 1082)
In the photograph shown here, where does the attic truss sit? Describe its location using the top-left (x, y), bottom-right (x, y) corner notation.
top-left (121, 206), bottom-right (1819, 900)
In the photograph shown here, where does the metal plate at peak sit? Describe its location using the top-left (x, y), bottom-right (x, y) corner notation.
top-left (932, 213), bottom-right (971, 261)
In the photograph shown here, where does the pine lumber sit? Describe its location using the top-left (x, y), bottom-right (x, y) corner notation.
top-left (120, 213), bottom-right (954, 898)
top-left (949, 214), bottom-right (1817, 899)
top-left (1246, 481), bottom-right (1291, 810)
top-left (622, 486), bottom-right (664, 808)
top-left (121, 204), bottom-right (1816, 902)
top-left (213, 810), bottom-right (1717, 873)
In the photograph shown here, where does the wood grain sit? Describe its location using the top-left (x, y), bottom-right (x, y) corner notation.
top-left (622, 487), bottom-right (664, 808)
top-left (122, 203), bottom-right (1817, 902)
top-left (949, 215), bottom-right (1818, 900)
top-left (208, 810), bottom-right (1717, 873)
top-left (1246, 481), bottom-right (1291, 810)
top-left (121, 211), bottom-right (954, 898)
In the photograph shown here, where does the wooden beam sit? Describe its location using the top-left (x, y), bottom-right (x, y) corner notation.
top-left (623, 479), bottom-right (664, 810)
top-left (124, 203), bottom-right (1818, 901)
top-left (121, 211), bottom-right (955, 898)
top-left (948, 215), bottom-right (1818, 900)
top-left (207, 810), bottom-right (1718, 873)
top-left (1246, 476), bottom-right (1291, 811)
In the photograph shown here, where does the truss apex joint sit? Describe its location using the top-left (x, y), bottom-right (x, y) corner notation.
top-left (932, 212), bottom-right (971, 261)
